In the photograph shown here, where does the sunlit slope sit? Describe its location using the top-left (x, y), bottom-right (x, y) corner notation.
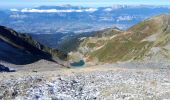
top-left (79, 14), bottom-right (170, 63)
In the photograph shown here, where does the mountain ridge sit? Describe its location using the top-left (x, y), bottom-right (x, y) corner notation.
top-left (70, 14), bottom-right (170, 63)
top-left (0, 25), bottom-right (67, 65)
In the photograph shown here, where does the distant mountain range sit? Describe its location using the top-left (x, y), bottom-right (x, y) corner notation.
top-left (1, 5), bottom-right (170, 53)
top-left (1, 5), bottom-right (170, 34)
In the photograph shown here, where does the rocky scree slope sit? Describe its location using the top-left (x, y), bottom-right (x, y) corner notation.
top-left (0, 67), bottom-right (170, 100)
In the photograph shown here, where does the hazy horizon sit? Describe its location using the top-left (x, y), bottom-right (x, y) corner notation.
top-left (1, 0), bottom-right (170, 9)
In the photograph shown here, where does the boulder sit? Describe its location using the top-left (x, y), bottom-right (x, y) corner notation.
top-left (0, 64), bottom-right (15, 72)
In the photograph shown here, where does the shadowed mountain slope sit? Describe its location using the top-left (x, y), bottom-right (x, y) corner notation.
top-left (0, 26), bottom-right (67, 65)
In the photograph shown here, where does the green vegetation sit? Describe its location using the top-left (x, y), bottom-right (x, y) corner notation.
top-left (90, 39), bottom-right (153, 62)
top-left (74, 14), bottom-right (170, 63)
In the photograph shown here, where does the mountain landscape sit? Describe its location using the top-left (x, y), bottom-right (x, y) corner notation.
top-left (71, 14), bottom-right (170, 64)
top-left (0, 2), bottom-right (170, 100)
top-left (1, 5), bottom-right (170, 50)
top-left (0, 26), bottom-right (67, 65)
top-left (0, 13), bottom-right (169, 100)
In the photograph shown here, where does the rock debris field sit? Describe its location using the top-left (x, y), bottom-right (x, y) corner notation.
top-left (0, 64), bottom-right (170, 100)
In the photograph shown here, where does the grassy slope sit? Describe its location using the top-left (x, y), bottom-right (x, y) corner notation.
top-left (84, 14), bottom-right (170, 63)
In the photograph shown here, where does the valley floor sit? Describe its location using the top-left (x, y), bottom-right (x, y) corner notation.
top-left (0, 60), bottom-right (170, 100)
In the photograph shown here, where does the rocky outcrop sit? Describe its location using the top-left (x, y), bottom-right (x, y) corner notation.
top-left (0, 64), bottom-right (10, 72)
top-left (0, 64), bottom-right (15, 72)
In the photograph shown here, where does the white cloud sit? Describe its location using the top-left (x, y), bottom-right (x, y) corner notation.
top-left (20, 8), bottom-right (98, 13)
top-left (104, 8), bottom-right (113, 11)
top-left (117, 16), bottom-right (134, 21)
top-left (21, 8), bottom-right (58, 13)
top-left (10, 8), bottom-right (19, 12)
top-left (84, 8), bottom-right (98, 12)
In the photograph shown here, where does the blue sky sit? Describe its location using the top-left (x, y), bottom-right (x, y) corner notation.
top-left (1, 0), bottom-right (170, 8)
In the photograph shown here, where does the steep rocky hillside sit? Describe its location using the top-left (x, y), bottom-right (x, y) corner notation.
top-left (0, 26), bottom-right (67, 65)
top-left (68, 28), bottom-right (122, 62)
top-left (72, 14), bottom-right (170, 63)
